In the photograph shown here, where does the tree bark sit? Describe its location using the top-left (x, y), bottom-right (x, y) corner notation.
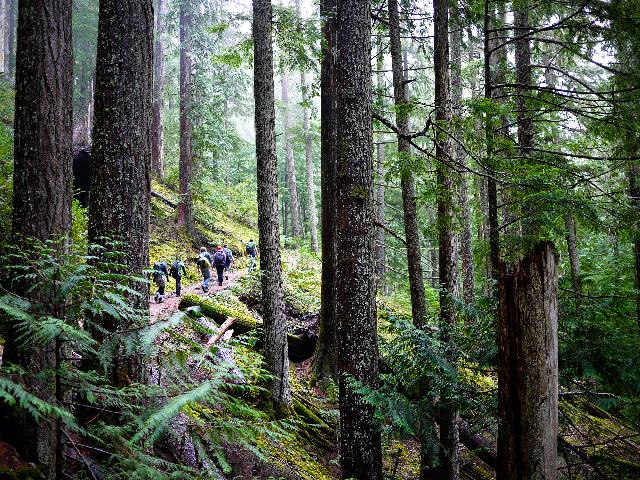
top-left (389, 0), bottom-right (427, 328)
top-left (375, 36), bottom-right (386, 293)
top-left (301, 71), bottom-right (318, 251)
top-left (312, 0), bottom-right (338, 384)
top-left (483, 0), bottom-right (502, 289)
top-left (252, 0), bottom-right (291, 417)
top-left (514, 3), bottom-right (537, 239)
top-left (564, 215), bottom-right (582, 299)
top-left (177, 1), bottom-right (193, 231)
top-left (335, 0), bottom-right (382, 477)
top-left (3, 0), bottom-right (14, 80)
top-left (88, 0), bottom-right (153, 387)
top-left (295, 0), bottom-right (318, 252)
top-left (0, 0), bottom-right (6, 74)
top-left (280, 70), bottom-right (302, 239)
top-left (451, 1), bottom-right (474, 305)
top-left (497, 242), bottom-right (559, 480)
top-left (628, 161), bottom-right (640, 330)
top-left (433, 0), bottom-right (459, 477)
top-left (151, 0), bottom-right (166, 180)
top-left (3, 0), bottom-right (73, 474)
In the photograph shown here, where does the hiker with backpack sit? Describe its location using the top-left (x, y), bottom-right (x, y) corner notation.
top-left (152, 261), bottom-right (170, 303)
top-left (213, 246), bottom-right (227, 287)
top-left (246, 240), bottom-right (257, 273)
top-left (197, 246), bottom-right (213, 292)
top-left (223, 244), bottom-right (233, 280)
top-left (170, 256), bottom-right (187, 296)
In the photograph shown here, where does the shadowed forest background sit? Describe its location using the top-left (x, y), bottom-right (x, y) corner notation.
top-left (0, 0), bottom-right (639, 479)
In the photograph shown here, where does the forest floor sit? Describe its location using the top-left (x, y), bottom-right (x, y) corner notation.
top-left (149, 268), bottom-right (246, 322)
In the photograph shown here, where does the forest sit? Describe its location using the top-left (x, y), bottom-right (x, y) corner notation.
top-left (0, 0), bottom-right (639, 479)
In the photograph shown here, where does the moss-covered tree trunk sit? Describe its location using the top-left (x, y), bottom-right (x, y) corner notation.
top-left (177, 0), bottom-right (193, 231)
top-left (89, 0), bottom-right (152, 386)
top-left (312, 0), bottom-right (338, 384)
top-left (2, 1), bottom-right (73, 475)
top-left (498, 242), bottom-right (559, 480)
top-left (335, 0), bottom-right (382, 477)
top-left (433, 0), bottom-right (460, 477)
top-left (252, 0), bottom-right (291, 417)
top-left (388, 0), bottom-right (427, 328)
top-left (151, 0), bottom-right (166, 180)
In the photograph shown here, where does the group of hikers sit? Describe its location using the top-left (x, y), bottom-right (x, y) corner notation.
top-left (151, 240), bottom-right (258, 303)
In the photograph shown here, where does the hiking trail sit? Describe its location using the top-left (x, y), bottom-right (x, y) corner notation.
top-left (149, 268), bottom-right (247, 322)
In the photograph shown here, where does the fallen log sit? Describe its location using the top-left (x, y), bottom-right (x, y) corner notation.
top-left (180, 293), bottom-right (316, 363)
top-left (458, 418), bottom-right (498, 471)
top-left (151, 190), bottom-right (178, 209)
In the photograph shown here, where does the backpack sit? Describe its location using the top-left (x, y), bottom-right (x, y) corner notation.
top-left (214, 250), bottom-right (227, 267)
top-left (152, 262), bottom-right (166, 280)
top-left (170, 260), bottom-right (183, 278)
top-left (246, 242), bottom-right (255, 255)
top-left (197, 253), bottom-right (211, 270)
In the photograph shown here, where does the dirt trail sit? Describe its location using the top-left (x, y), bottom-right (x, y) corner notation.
top-left (149, 269), bottom-right (247, 322)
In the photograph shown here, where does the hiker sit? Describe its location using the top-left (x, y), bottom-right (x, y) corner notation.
top-left (223, 244), bottom-right (233, 280)
top-left (213, 246), bottom-right (227, 287)
top-left (170, 256), bottom-right (187, 296)
top-left (152, 261), bottom-right (169, 303)
top-left (246, 239), bottom-right (257, 273)
top-left (246, 239), bottom-right (257, 259)
top-left (197, 246), bottom-right (212, 292)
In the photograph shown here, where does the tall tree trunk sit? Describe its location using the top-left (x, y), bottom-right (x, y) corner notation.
top-left (433, 0), bottom-right (459, 477)
top-left (335, 0), bottom-right (382, 477)
top-left (295, 0), bottom-right (318, 252)
top-left (514, 3), bottom-right (536, 239)
top-left (3, 0), bottom-right (14, 80)
top-left (280, 70), bottom-right (302, 239)
top-left (0, 0), bottom-right (5, 74)
top-left (151, 0), bottom-right (166, 180)
top-left (389, 0), bottom-right (427, 327)
top-left (498, 242), bottom-right (559, 480)
top-left (301, 71), bottom-right (318, 251)
top-left (450, 1), bottom-right (474, 305)
top-left (483, 0), bottom-right (501, 288)
top-left (564, 215), bottom-right (582, 298)
top-left (375, 36), bottom-right (386, 293)
top-left (2, 1), bottom-right (73, 474)
top-left (312, 0), bottom-right (338, 383)
top-left (628, 162), bottom-right (640, 330)
top-left (177, 1), bottom-right (193, 231)
top-left (252, 0), bottom-right (291, 417)
top-left (543, 51), bottom-right (582, 304)
top-left (88, 0), bottom-right (153, 387)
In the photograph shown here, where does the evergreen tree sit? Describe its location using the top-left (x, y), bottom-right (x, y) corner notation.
top-left (335, 0), bottom-right (382, 477)
top-left (252, 0), bottom-right (291, 417)
top-left (2, 1), bottom-right (73, 474)
top-left (88, 0), bottom-right (153, 386)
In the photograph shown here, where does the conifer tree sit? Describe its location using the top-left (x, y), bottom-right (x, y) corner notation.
top-left (3, 1), bottom-right (73, 474)
top-left (89, 0), bottom-right (153, 386)
top-left (335, 0), bottom-right (382, 477)
top-left (252, 0), bottom-right (291, 416)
